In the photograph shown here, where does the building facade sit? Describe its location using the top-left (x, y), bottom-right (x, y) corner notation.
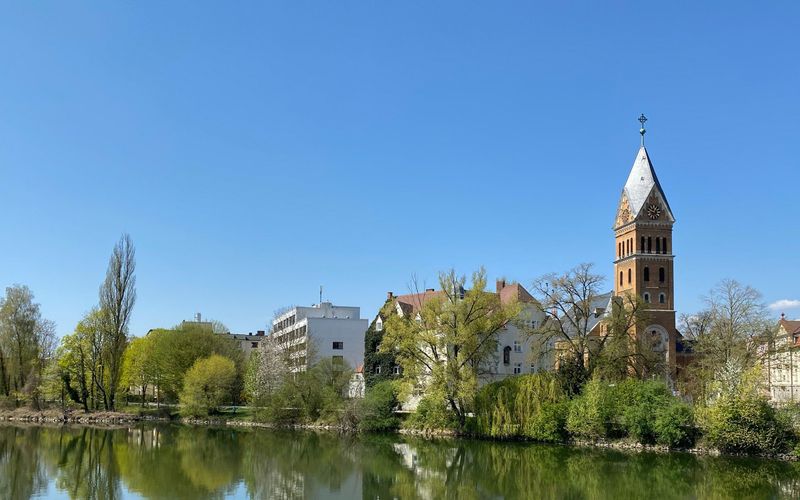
top-left (271, 302), bottom-right (368, 372)
top-left (766, 315), bottom-right (800, 403)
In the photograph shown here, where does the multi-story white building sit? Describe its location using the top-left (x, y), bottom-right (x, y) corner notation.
top-left (272, 302), bottom-right (368, 372)
top-left (766, 315), bottom-right (800, 403)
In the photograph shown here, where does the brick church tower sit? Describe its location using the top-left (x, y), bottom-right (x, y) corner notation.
top-left (613, 116), bottom-right (677, 376)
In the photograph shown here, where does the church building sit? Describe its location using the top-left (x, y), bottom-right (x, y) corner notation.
top-left (612, 115), bottom-right (679, 375)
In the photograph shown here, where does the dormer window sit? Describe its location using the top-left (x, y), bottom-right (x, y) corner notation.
top-left (375, 318), bottom-right (383, 332)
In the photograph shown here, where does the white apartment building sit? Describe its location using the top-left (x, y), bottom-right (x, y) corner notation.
top-left (272, 302), bottom-right (368, 372)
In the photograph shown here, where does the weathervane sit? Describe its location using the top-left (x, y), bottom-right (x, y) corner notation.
top-left (638, 113), bottom-right (647, 146)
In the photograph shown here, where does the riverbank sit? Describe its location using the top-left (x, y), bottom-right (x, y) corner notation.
top-left (2, 409), bottom-right (797, 462)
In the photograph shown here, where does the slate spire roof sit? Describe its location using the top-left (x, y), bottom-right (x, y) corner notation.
top-left (622, 146), bottom-right (674, 221)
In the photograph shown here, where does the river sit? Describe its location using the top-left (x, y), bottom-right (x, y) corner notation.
top-left (1, 423), bottom-right (799, 499)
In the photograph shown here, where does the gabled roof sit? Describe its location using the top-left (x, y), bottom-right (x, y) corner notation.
top-left (780, 318), bottom-right (800, 336)
top-left (622, 146), bottom-right (674, 221)
top-left (394, 290), bottom-right (445, 317)
top-left (499, 283), bottom-right (536, 305)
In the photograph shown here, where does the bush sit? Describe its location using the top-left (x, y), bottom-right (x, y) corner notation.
top-left (654, 401), bottom-right (696, 448)
top-left (473, 373), bottom-right (569, 442)
top-left (566, 379), bottom-right (617, 439)
top-left (699, 393), bottom-right (795, 455)
top-left (405, 394), bottom-right (460, 431)
top-left (179, 355), bottom-right (237, 418)
top-left (359, 381), bottom-right (400, 432)
top-left (567, 378), bottom-right (697, 447)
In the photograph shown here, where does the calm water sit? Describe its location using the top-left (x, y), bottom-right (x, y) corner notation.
top-left (2, 423), bottom-right (800, 499)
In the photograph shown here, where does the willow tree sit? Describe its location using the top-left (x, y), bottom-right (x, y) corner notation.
top-left (381, 268), bottom-right (519, 427)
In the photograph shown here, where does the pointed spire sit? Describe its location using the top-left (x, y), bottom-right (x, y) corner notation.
top-left (622, 146), bottom-right (674, 221)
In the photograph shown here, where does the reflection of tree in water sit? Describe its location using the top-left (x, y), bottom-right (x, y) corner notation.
top-left (0, 426), bottom-right (49, 499)
top-left (3, 424), bottom-right (800, 499)
top-left (240, 429), bottom-right (361, 499)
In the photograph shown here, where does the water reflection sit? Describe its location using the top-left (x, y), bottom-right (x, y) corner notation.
top-left (1, 423), bottom-right (800, 499)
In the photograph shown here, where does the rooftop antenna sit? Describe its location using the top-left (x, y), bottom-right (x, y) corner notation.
top-left (319, 285), bottom-right (323, 305)
top-left (638, 113), bottom-right (648, 146)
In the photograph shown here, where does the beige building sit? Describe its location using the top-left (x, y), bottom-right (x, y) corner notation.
top-left (766, 315), bottom-right (800, 403)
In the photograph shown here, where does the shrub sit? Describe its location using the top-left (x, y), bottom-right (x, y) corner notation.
top-left (179, 355), bottom-right (237, 418)
top-left (618, 379), bottom-right (672, 444)
top-left (566, 379), bottom-right (617, 439)
top-left (699, 393), bottom-right (795, 455)
top-left (405, 394), bottom-right (460, 431)
top-left (360, 381), bottom-right (400, 432)
top-left (473, 373), bottom-right (569, 442)
top-left (654, 401), bottom-right (696, 448)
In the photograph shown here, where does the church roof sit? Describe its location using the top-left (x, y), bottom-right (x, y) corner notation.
top-left (623, 146), bottom-right (674, 220)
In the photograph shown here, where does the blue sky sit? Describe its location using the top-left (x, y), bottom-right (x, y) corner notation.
top-left (1, 2), bottom-right (798, 336)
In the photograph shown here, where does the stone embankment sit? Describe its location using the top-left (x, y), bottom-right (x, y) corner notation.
top-left (0, 408), bottom-right (166, 425)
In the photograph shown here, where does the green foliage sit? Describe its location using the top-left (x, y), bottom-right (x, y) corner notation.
top-left (148, 324), bottom-right (245, 403)
top-left (699, 392), bottom-right (795, 455)
top-left (363, 302), bottom-right (398, 388)
top-left (566, 379), bottom-right (617, 439)
top-left (359, 381), bottom-right (400, 432)
top-left (404, 393), bottom-right (460, 431)
top-left (473, 373), bottom-right (569, 442)
top-left (555, 354), bottom-right (589, 397)
top-left (179, 355), bottom-right (237, 417)
top-left (383, 268), bottom-right (520, 427)
top-left (567, 378), bottom-right (697, 448)
top-left (653, 401), bottom-right (696, 448)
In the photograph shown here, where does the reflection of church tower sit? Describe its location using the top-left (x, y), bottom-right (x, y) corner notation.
top-left (613, 115), bottom-right (677, 375)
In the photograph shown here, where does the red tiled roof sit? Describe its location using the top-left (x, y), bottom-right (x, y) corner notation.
top-left (390, 282), bottom-right (536, 317)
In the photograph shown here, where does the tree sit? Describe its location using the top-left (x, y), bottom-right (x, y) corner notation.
top-left (122, 336), bottom-right (156, 407)
top-left (0, 285), bottom-right (56, 406)
top-left (98, 233), bottom-right (137, 410)
top-left (684, 279), bottom-right (773, 401)
top-left (245, 334), bottom-right (287, 405)
top-left (364, 301), bottom-right (398, 388)
top-left (381, 268), bottom-right (519, 427)
top-left (528, 263), bottom-right (653, 384)
top-left (179, 355), bottom-right (237, 417)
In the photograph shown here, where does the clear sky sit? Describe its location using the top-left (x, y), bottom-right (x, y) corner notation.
top-left (1, 2), bottom-right (798, 337)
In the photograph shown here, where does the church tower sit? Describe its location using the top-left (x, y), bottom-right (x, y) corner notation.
top-left (613, 115), bottom-right (677, 375)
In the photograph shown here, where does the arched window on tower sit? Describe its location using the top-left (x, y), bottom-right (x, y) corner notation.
top-left (619, 271), bottom-right (623, 286)
top-left (628, 269), bottom-right (632, 284)
top-left (663, 238), bottom-right (668, 254)
top-left (643, 293), bottom-right (650, 303)
top-left (656, 238), bottom-right (661, 253)
top-left (640, 236), bottom-right (645, 253)
top-left (647, 237), bottom-right (652, 253)
top-left (644, 267), bottom-right (650, 282)
top-left (659, 267), bottom-right (665, 282)
top-left (618, 242), bottom-right (621, 257)
top-left (659, 293), bottom-right (666, 304)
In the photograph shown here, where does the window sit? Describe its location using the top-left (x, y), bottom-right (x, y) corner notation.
top-left (659, 267), bottom-right (665, 283)
top-left (663, 238), bottom-right (668, 254)
top-left (513, 341), bottom-right (522, 353)
top-left (647, 236), bottom-right (652, 253)
top-left (513, 363), bottom-right (522, 375)
top-left (375, 366), bottom-right (381, 374)
top-left (643, 267), bottom-right (650, 282)
top-left (530, 363), bottom-right (537, 374)
top-left (393, 365), bottom-right (401, 375)
top-left (332, 341), bottom-right (344, 350)
top-left (375, 318), bottom-right (383, 332)
top-left (659, 293), bottom-right (666, 304)
top-left (643, 293), bottom-right (650, 303)
top-left (620, 271), bottom-right (623, 285)
top-left (640, 236), bottom-right (645, 252)
top-left (503, 346), bottom-right (511, 365)
top-left (628, 268), bottom-right (632, 284)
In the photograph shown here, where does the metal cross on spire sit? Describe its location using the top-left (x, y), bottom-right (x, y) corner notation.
top-left (638, 113), bottom-right (648, 146)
